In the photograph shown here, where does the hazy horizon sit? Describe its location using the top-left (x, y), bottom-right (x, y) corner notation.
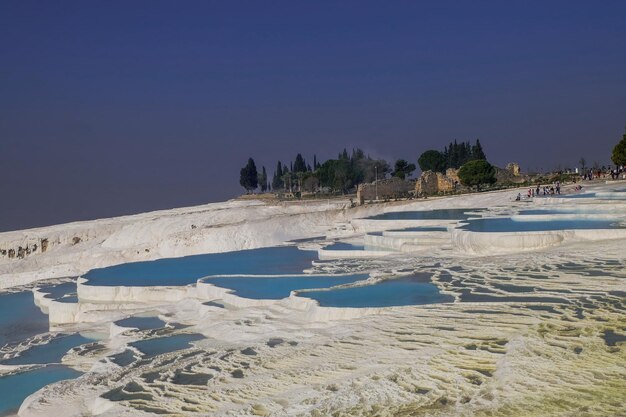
top-left (2, 1), bottom-right (625, 232)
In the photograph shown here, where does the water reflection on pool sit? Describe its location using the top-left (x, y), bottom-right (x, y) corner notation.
top-left (460, 218), bottom-right (625, 233)
top-left (300, 274), bottom-right (452, 308)
top-left (130, 334), bottom-right (205, 358)
top-left (202, 274), bottom-right (370, 300)
top-left (0, 365), bottom-right (81, 416)
top-left (367, 209), bottom-right (479, 220)
top-left (85, 246), bottom-right (318, 287)
top-left (0, 291), bottom-right (48, 348)
top-left (2, 333), bottom-right (93, 366)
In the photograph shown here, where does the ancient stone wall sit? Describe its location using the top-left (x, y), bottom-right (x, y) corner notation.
top-left (415, 170), bottom-right (461, 195)
top-left (506, 162), bottom-right (521, 176)
top-left (356, 178), bottom-right (415, 204)
top-left (415, 171), bottom-right (438, 195)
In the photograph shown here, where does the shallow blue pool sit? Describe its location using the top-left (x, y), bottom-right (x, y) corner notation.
top-left (519, 209), bottom-right (584, 215)
top-left (323, 242), bottom-right (365, 251)
top-left (460, 218), bottom-right (625, 233)
top-left (0, 292), bottom-right (48, 348)
top-left (300, 274), bottom-right (452, 308)
top-left (203, 274), bottom-right (369, 299)
top-left (37, 281), bottom-right (78, 303)
top-left (130, 333), bottom-right (204, 358)
top-left (2, 334), bottom-right (92, 365)
top-left (0, 365), bottom-right (81, 416)
top-left (323, 243), bottom-right (391, 252)
top-left (366, 208), bottom-right (478, 220)
top-left (84, 246), bottom-right (318, 287)
top-left (390, 226), bottom-right (449, 232)
top-left (115, 316), bottom-right (165, 330)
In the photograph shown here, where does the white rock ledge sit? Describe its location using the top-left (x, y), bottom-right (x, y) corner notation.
top-left (451, 228), bottom-right (626, 255)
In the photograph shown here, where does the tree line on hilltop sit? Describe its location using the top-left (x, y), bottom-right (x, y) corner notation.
top-left (418, 139), bottom-right (486, 173)
top-left (240, 139), bottom-right (494, 194)
top-left (240, 148), bottom-right (392, 194)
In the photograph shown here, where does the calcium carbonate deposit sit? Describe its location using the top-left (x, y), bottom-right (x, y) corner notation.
top-left (0, 182), bottom-right (624, 417)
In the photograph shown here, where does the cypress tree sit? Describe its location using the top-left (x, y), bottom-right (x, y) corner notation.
top-left (259, 166), bottom-right (268, 192)
top-left (293, 153), bottom-right (307, 173)
top-left (472, 139), bottom-right (486, 160)
top-left (239, 158), bottom-right (258, 193)
top-left (272, 161), bottom-right (283, 190)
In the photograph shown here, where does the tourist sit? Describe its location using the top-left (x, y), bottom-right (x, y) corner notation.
top-left (515, 193), bottom-right (521, 201)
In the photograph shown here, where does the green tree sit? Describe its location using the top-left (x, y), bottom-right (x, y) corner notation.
top-left (458, 160), bottom-right (496, 191)
top-left (239, 158), bottom-right (258, 193)
top-left (392, 159), bottom-right (416, 180)
top-left (418, 150), bottom-right (446, 173)
top-left (611, 129), bottom-right (626, 166)
top-left (472, 139), bottom-right (486, 160)
top-left (272, 161), bottom-right (283, 190)
top-left (258, 166), bottom-right (268, 192)
top-left (293, 153), bottom-right (307, 173)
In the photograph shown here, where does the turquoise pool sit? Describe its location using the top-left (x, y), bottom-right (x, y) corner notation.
top-left (37, 281), bottom-right (78, 303)
top-left (366, 208), bottom-right (478, 220)
top-left (323, 243), bottom-right (391, 252)
top-left (0, 365), bottom-right (81, 416)
top-left (0, 291), bottom-right (48, 348)
top-left (2, 334), bottom-right (92, 366)
top-left (84, 246), bottom-right (318, 287)
top-left (115, 317), bottom-right (165, 330)
top-left (203, 274), bottom-right (369, 299)
top-left (459, 218), bottom-right (625, 233)
top-left (300, 274), bottom-right (452, 308)
top-left (130, 334), bottom-right (205, 358)
top-left (389, 226), bottom-right (449, 232)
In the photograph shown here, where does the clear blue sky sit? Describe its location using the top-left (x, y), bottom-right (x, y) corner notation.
top-left (1, 1), bottom-right (625, 231)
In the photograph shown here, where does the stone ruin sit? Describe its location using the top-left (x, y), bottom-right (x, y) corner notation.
top-left (414, 168), bottom-right (461, 196)
top-left (495, 162), bottom-right (526, 184)
top-left (354, 161), bottom-right (526, 204)
top-left (506, 162), bottom-right (521, 176)
top-left (356, 177), bottom-right (415, 205)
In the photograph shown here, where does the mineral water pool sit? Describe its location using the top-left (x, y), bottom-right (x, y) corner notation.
top-left (299, 274), bottom-right (453, 308)
top-left (519, 208), bottom-right (589, 215)
top-left (2, 333), bottom-right (92, 366)
top-left (115, 316), bottom-right (165, 330)
top-left (130, 333), bottom-right (205, 358)
top-left (0, 291), bottom-right (48, 348)
top-left (84, 246), bottom-right (318, 287)
top-left (202, 274), bottom-right (370, 300)
top-left (459, 218), bottom-right (625, 233)
top-left (37, 281), bottom-right (78, 303)
top-left (366, 208), bottom-right (479, 220)
top-left (110, 349), bottom-right (136, 366)
top-left (0, 365), bottom-right (81, 416)
top-left (322, 243), bottom-right (391, 252)
top-left (390, 226), bottom-right (450, 232)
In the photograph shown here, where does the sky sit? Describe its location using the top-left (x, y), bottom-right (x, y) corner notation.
top-left (1, 0), bottom-right (625, 232)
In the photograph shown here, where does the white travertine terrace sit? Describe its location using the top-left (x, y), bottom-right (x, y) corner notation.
top-left (2, 182), bottom-right (625, 417)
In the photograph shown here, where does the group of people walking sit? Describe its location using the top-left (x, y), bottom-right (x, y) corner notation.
top-left (516, 181), bottom-right (563, 201)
